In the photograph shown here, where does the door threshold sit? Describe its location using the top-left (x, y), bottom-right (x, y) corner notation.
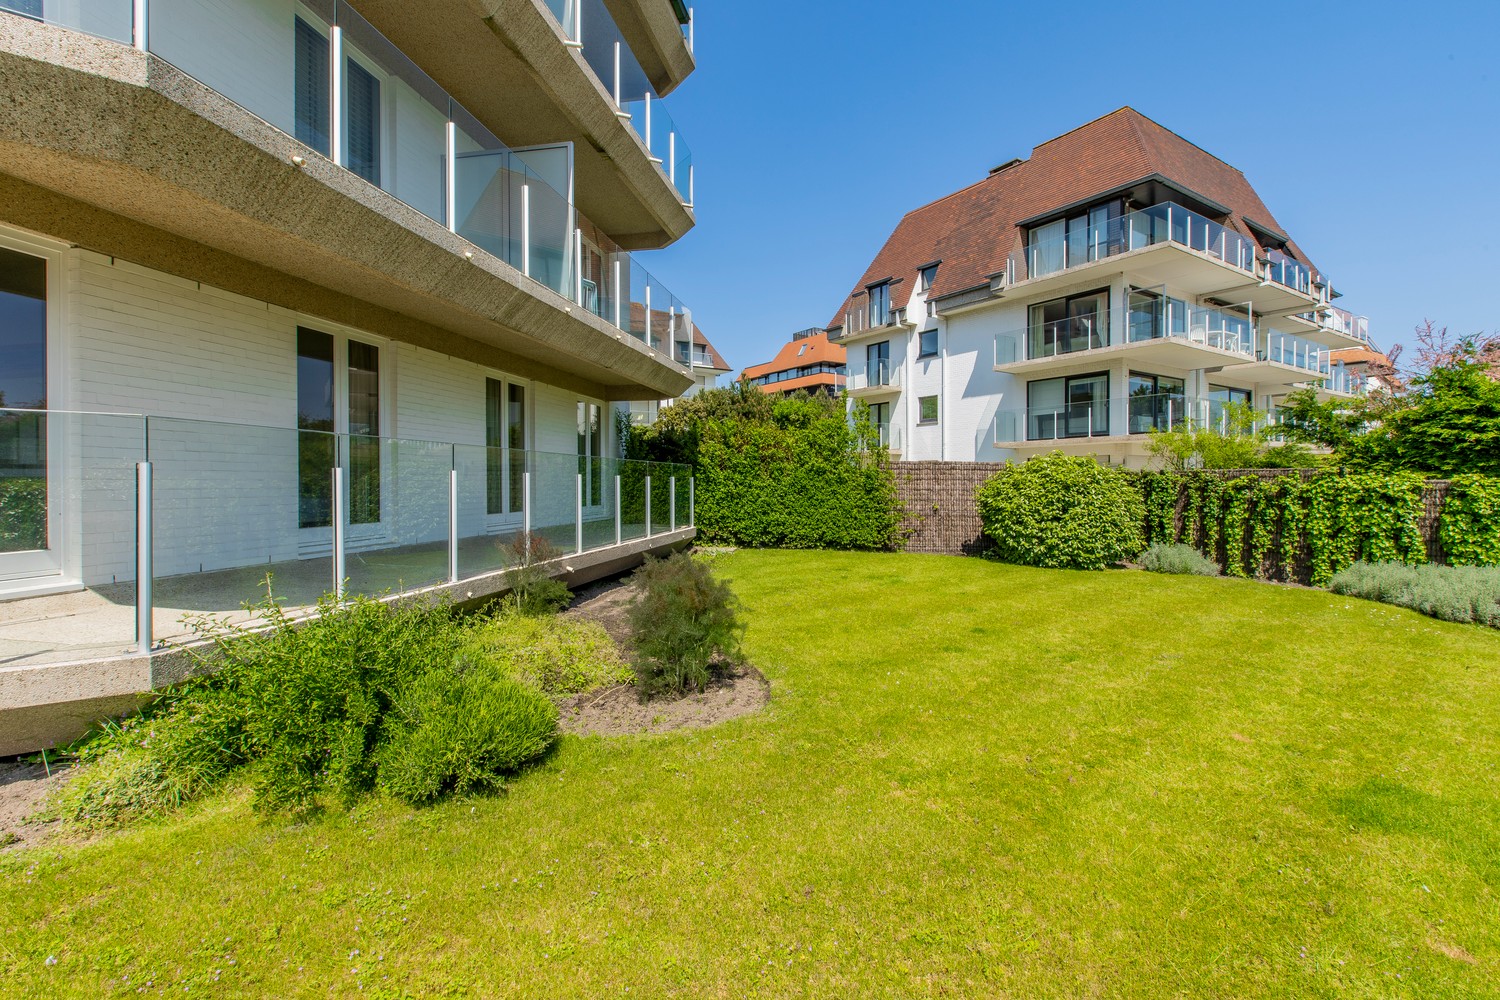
top-left (0, 576), bottom-right (85, 603)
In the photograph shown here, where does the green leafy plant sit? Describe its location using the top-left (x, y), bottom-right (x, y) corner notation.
top-left (976, 453), bottom-right (1144, 570)
top-left (375, 658), bottom-right (558, 805)
top-left (1138, 542), bottom-right (1221, 577)
top-left (1330, 561), bottom-right (1500, 628)
top-left (622, 384), bottom-right (902, 550)
top-left (501, 532), bottom-right (573, 615)
top-left (0, 476), bottom-right (47, 552)
top-left (463, 613), bottom-right (631, 696)
top-left (1438, 475), bottom-right (1500, 566)
top-left (628, 552), bottom-right (745, 698)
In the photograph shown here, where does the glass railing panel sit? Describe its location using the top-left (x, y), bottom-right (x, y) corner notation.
top-left (453, 442), bottom-right (522, 583)
top-left (452, 105), bottom-right (527, 275)
top-left (1024, 202), bottom-right (1258, 280)
top-left (528, 449), bottom-right (579, 555)
top-left (648, 463), bottom-right (671, 535)
top-left (336, 3), bottom-right (449, 225)
top-left (581, 456), bottom-right (619, 551)
top-left (1028, 316), bottom-right (1107, 358)
top-left (1126, 393), bottom-right (1189, 435)
top-left (542, 0), bottom-right (578, 40)
top-left (1, 0), bottom-right (132, 42)
top-left (526, 175), bottom-right (574, 298)
top-left (619, 458), bottom-right (648, 543)
top-left (341, 434), bottom-right (451, 597)
top-left (146, 416), bottom-right (331, 629)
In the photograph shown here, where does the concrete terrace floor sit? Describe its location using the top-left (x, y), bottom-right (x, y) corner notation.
top-left (0, 518), bottom-right (654, 670)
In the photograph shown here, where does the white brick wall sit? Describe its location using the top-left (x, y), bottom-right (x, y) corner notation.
top-left (55, 250), bottom-right (592, 586)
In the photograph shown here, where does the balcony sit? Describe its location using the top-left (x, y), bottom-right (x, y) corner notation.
top-left (993, 300), bottom-right (1257, 375)
top-left (991, 392), bottom-right (1274, 447)
top-left (676, 345), bottom-right (720, 369)
top-left (1020, 202), bottom-right (1258, 281)
top-left (835, 305), bottom-right (912, 342)
top-left (847, 359), bottom-right (902, 396)
top-left (0, 0), bottom-right (694, 367)
top-left (548, 0), bottom-right (694, 204)
top-left (0, 407), bottom-right (691, 671)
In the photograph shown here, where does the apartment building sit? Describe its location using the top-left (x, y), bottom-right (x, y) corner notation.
top-left (742, 328), bottom-right (847, 397)
top-left (827, 108), bottom-right (1372, 466)
top-left (0, 0), bottom-right (702, 749)
top-left (617, 320), bottom-right (730, 425)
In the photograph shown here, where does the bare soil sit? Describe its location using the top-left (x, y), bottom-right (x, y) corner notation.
top-left (559, 574), bottom-right (769, 736)
top-left (0, 758), bottom-right (71, 852)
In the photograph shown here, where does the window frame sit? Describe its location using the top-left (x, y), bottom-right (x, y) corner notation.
top-left (917, 394), bottom-right (939, 425)
top-left (917, 328), bottom-right (939, 359)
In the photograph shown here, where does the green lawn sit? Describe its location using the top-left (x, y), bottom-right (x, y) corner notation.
top-left (4, 549), bottom-right (1499, 998)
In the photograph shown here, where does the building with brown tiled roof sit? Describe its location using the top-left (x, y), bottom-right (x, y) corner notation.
top-left (741, 328), bottom-right (847, 397)
top-left (616, 314), bottom-right (732, 425)
top-left (827, 108), bottom-right (1374, 466)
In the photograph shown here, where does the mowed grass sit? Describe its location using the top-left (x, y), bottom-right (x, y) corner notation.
top-left (3, 549), bottom-right (1499, 998)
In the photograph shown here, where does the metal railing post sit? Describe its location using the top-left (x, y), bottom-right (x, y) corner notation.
top-left (669, 130), bottom-right (677, 186)
top-left (521, 183), bottom-right (531, 277)
top-left (522, 469), bottom-right (531, 559)
top-left (332, 464), bottom-right (346, 600)
top-left (445, 119), bottom-right (457, 232)
top-left (447, 455), bottom-right (458, 584)
top-left (614, 474), bottom-right (622, 545)
top-left (575, 473), bottom-right (584, 555)
top-left (136, 460), bottom-right (153, 655)
top-left (133, 0), bottom-right (147, 50)
top-left (689, 476), bottom-right (694, 528)
top-left (670, 477), bottom-right (676, 532)
top-left (644, 474), bottom-right (652, 538)
top-left (612, 258), bottom-right (622, 328)
top-left (330, 24), bottom-right (344, 167)
top-left (613, 41), bottom-right (622, 105)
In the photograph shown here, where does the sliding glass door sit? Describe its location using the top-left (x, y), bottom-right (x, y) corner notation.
top-left (297, 327), bottom-right (383, 548)
top-left (0, 244), bottom-right (58, 583)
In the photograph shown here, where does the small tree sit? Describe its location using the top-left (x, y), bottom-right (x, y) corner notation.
top-left (627, 552), bottom-right (744, 698)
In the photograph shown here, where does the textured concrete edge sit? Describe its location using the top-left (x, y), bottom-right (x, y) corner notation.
top-left (0, 529), bottom-right (694, 752)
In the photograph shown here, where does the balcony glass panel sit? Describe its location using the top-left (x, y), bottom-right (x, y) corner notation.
top-left (1024, 202), bottom-right (1258, 280)
top-left (1127, 292), bottom-right (1255, 357)
top-left (0, 0), bottom-right (132, 42)
top-left (1265, 332), bottom-right (1328, 375)
top-left (1265, 251), bottom-right (1312, 294)
top-left (1127, 390), bottom-right (1188, 435)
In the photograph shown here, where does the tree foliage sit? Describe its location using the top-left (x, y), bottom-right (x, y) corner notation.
top-left (623, 384), bottom-right (902, 550)
top-left (976, 453), bottom-right (1145, 570)
top-left (1145, 402), bottom-right (1319, 472)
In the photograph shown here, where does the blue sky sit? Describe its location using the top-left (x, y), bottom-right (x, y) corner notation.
top-left (645, 0), bottom-right (1499, 375)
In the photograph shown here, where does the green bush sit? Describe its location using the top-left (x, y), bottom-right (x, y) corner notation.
top-left (1138, 542), bottom-right (1221, 577)
top-left (55, 692), bottom-right (249, 828)
top-left (623, 385), bottom-right (902, 550)
top-left (463, 613), bottom-right (631, 696)
top-left (376, 660), bottom-right (558, 805)
top-left (0, 476), bottom-right (47, 552)
top-left (501, 532), bottom-right (573, 615)
top-left (628, 552), bottom-right (745, 698)
top-left (1438, 475), bottom-right (1500, 567)
top-left (1329, 561), bottom-right (1500, 628)
top-left (976, 453), bottom-right (1145, 570)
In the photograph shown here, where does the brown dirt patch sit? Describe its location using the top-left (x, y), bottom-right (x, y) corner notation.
top-left (1428, 937), bottom-right (1477, 964)
top-left (0, 758), bottom-right (73, 852)
top-left (559, 574), bottom-right (769, 736)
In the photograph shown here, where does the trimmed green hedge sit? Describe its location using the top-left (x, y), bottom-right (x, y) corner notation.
top-left (0, 476), bottom-right (46, 552)
top-left (976, 453), bottom-right (1144, 570)
top-left (624, 386), bottom-right (902, 550)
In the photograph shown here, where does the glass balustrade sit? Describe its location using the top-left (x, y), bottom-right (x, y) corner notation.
top-left (124, 0), bottom-right (689, 334)
top-left (1022, 202), bottom-right (1259, 280)
top-left (1265, 332), bottom-right (1329, 375)
top-left (0, 0), bottom-right (132, 41)
top-left (1265, 251), bottom-right (1312, 294)
top-left (990, 392), bottom-right (1278, 445)
top-left (0, 408), bottom-right (691, 668)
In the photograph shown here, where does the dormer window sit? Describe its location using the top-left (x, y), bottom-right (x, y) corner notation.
top-left (868, 281), bottom-right (890, 327)
top-left (918, 264), bottom-right (938, 292)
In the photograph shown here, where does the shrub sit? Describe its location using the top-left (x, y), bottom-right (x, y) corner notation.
top-left (1329, 561), bottom-right (1500, 628)
top-left (976, 453), bottom-right (1145, 570)
top-left (1438, 474), bottom-right (1500, 567)
top-left (376, 659), bottom-right (558, 805)
top-left (463, 613), bottom-right (631, 696)
top-left (1138, 542), bottom-right (1221, 577)
top-left (501, 532), bottom-right (573, 615)
top-left (0, 476), bottom-right (47, 551)
top-left (623, 385), bottom-right (902, 550)
top-left (55, 692), bottom-right (249, 828)
top-left (628, 552), bottom-right (744, 698)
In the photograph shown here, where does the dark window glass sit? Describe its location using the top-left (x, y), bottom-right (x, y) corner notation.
top-left (868, 282), bottom-right (890, 327)
top-left (486, 378), bottom-right (505, 516)
top-left (294, 17), bottom-right (331, 156)
top-left (347, 339), bottom-right (380, 525)
top-left (0, 245), bottom-right (47, 552)
top-left (346, 59), bottom-right (381, 184)
top-left (918, 329), bottom-right (939, 358)
top-left (10, 0), bottom-right (42, 19)
top-left (296, 327), bottom-right (335, 529)
top-left (507, 383), bottom-right (525, 514)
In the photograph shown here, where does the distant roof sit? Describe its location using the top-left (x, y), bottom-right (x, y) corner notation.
top-left (628, 304), bottom-right (730, 370)
top-left (741, 329), bottom-right (847, 380)
top-left (827, 107), bottom-right (1318, 329)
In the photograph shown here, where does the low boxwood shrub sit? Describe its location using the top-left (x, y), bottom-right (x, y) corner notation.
top-left (1329, 561), bottom-right (1500, 628)
top-left (1138, 542), bottom-right (1221, 577)
top-left (976, 453), bottom-right (1145, 570)
top-left (463, 613), bottom-right (631, 697)
top-left (628, 552), bottom-right (744, 698)
top-left (376, 659), bottom-right (558, 805)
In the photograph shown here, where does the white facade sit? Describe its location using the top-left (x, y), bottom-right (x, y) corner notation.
top-left (844, 252), bottom-right (1369, 469)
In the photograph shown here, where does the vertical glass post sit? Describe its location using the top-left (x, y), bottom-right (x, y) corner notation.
top-left (447, 459), bottom-right (459, 584)
top-left (575, 472), bottom-right (584, 555)
top-left (614, 474), bottom-right (622, 545)
top-left (445, 118), bottom-right (458, 233)
top-left (133, 0), bottom-right (147, 50)
top-left (669, 477), bottom-right (676, 532)
top-left (332, 464), bottom-right (346, 600)
top-left (689, 476), bottom-right (694, 528)
top-left (522, 183), bottom-right (531, 277)
top-left (644, 474), bottom-right (651, 538)
top-left (330, 24), bottom-right (344, 167)
top-left (136, 460), bottom-right (153, 655)
top-left (522, 469), bottom-right (531, 559)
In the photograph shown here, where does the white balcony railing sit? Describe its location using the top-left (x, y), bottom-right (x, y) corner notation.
top-left (1019, 202), bottom-right (1259, 281)
top-left (847, 359), bottom-right (901, 392)
top-left (992, 300), bottom-right (1257, 366)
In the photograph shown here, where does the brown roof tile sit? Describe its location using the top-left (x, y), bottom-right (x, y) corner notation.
top-left (827, 108), bottom-right (1320, 329)
top-left (741, 329), bottom-right (847, 380)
